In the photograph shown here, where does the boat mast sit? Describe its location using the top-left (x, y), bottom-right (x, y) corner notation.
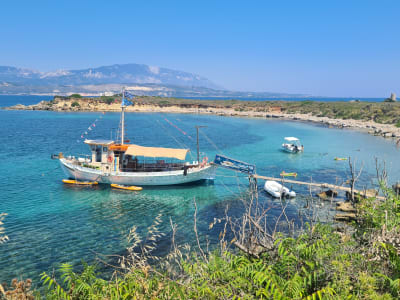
top-left (195, 125), bottom-right (206, 163)
top-left (121, 88), bottom-right (125, 145)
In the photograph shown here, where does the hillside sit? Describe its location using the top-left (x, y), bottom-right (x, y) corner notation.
top-left (0, 64), bottom-right (308, 98)
top-left (0, 64), bottom-right (219, 88)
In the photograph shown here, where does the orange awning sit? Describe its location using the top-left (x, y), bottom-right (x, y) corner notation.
top-left (109, 144), bottom-right (130, 152)
top-left (124, 144), bottom-right (189, 160)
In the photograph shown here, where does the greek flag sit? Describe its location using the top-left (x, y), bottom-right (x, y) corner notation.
top-left (124, 91), bottom-right (135, 99)
top-left (121, 91), bottom-right (135, 107)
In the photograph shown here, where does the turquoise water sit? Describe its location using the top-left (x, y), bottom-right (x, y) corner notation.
top-left (1, 97), bottom-right (400, 285)
top-left (0, 95), bottom-right (53, 107)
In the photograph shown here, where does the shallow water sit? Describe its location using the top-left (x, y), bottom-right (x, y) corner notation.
top-left (0, 98), bottom-right (399, 284)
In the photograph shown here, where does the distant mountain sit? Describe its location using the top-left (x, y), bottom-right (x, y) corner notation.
top-left (0, 64), bottom-right (220, 89)
top-left (0, 64), bottom-right (307, 98)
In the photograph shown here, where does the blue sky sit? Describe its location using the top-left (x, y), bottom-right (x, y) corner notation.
top-left (0, 0), bottom-right (399, 97)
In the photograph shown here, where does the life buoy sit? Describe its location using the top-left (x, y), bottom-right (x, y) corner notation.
top-left (200, 156), bottom-right (208, 168)
top-left (107, 155), bottom-right (113, 163)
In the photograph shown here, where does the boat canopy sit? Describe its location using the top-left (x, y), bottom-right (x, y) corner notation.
top-left (124, 144), bottom-right (189, 160)
top-left (284, 137), bottom-right (299, 142)
top-left (84, 139), bottom-right (115, 146)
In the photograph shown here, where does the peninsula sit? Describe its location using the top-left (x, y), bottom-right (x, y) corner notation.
top-left (5, 95), bottom-right (400, 139)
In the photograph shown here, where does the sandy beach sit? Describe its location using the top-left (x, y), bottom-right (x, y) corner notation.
top-left (5, 98), bottom-right (400, 140)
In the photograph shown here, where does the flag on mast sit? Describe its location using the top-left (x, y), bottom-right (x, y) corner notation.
top-left (121, 90), bottom-right (135, 106)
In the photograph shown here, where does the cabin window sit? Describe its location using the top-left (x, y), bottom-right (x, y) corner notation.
top-left (96, 145), bottom-right (102, 162)
top-left (103, 146), bottom-right (108, 153)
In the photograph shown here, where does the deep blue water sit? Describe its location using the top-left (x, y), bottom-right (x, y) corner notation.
top-left (0, 95), bottom-right (53, 107)
top-left (0, 96), bottom-right (399, 285)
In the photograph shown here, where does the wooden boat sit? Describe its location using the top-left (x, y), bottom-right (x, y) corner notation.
top-left (62, 179), bottom-right (98, 185)
top-left (111, 184), bottom-right (142, 191)
top-left (264, 180), bottom-right (296, 198)
top-left (280, 171), bottom-right (297, 177)
top-left (55, 89), bottom-right (215, 186)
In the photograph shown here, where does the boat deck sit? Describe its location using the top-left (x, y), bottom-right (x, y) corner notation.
top-left (121, 161), bottom-right (189, 172)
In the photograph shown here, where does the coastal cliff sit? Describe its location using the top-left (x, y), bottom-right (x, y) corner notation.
top-left (5, 96), bottom-right (400, 139)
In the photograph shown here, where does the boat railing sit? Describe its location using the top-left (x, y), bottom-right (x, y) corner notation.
top-left (121, 160), bottom-right (189, 172)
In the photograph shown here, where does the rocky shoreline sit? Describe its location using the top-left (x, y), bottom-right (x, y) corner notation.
top-left (4, 98), bottom-right (400, 140)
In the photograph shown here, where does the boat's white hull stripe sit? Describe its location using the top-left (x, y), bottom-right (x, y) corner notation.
top-left (59, 159), bottom-right (215, 185)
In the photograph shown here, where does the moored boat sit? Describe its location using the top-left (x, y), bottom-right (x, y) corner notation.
top-left (62, 179), bottom-right (98, 185)
top-left (111, 184), bottom-right (142, 191)
top-left (56, 89), bottom-right (215, 186)
top-left (280, 171), bottom-right (297, 177)
top-left (264, 180), bottom-right (296, 198)
top-left (282, 137), bottom-right (304, 153)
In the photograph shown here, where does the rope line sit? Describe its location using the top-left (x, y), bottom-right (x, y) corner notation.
top-left (155, 119), bottom-right (195, 161)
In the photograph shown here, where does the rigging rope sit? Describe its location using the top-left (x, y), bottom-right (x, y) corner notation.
top-left (197, 128), bottom-right (250, 196)
top-left (155, 119), bottom-right (195, 161)
top-left (163, 117), bottom-right (193, 140)
top-left (78, 112), bottom-right (106, 142)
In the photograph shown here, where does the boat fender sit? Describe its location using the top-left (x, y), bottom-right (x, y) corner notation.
top-left (107, 155), bottom-right (113, 163)
top-left (183, 165), bottom-right (188, 176)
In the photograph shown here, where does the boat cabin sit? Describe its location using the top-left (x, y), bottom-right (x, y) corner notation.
top-left (84, 139), bottom-right (115, 172)
top-left (84, 139), bottom-right (194, 173)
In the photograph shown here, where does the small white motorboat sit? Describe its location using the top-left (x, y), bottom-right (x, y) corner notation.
top-left (264, 180), bottom-right (296, 198)
top-left (282, 137), bottom-right (304, 153)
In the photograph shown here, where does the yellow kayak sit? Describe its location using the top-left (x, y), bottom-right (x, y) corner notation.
top-left (280, 171), bottom-right (297, 177)
top-left (111, 184), bottom-right (143, 191)
top-left (334, 157), bottom-right (348, 161)
top-left (62, 179), bottom-right (98, 185)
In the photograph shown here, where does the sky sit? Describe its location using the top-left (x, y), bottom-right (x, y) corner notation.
top-left (0, 0), bottom-right (399, 97)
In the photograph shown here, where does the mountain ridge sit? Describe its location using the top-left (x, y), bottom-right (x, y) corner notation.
top-left (0, 63), bottom-right (308, 98)
top-left (0, 63), bottom-right (221, 89)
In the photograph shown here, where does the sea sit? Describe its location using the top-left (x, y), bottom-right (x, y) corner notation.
top-left (0, 95), bottom-right (399, 285)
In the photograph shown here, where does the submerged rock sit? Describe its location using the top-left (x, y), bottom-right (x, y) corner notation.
top-left (334, 213), bottom-right (356, 222)
top-left (336, 202), bottom-right (356, 213)
top-left (317, 189), bottom-right (338, 200)
top-left (393, 183), bottom-right (400, 194)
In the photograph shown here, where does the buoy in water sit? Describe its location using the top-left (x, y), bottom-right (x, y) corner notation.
top-left (280, 171), bottom-right (297, 177)
top-left (62, 179), bottom-right (98, 185)
top-left (111, 184), bottom-right (142, 191)
top-left (334, 157), bottom-right (348, 161)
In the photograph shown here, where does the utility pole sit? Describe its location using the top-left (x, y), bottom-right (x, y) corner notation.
top-left (195, 125), bottom-right (207, 164)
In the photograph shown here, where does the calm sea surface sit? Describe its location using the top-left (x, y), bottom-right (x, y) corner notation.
top-left (0, 96), bottom-right (399, 284)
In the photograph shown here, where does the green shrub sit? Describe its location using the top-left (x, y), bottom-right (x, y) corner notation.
top-left (39, 220), bottom-right (400, 299)
top-left (158, 100), bottom-right (170, 106)
top-left (71, 101), bottom-right (80, 107)
top-left (69, 94), bottom-right (82, 98)
top-left (99, 96), bottom-right (115, 105)
top-left (38, 181), bottom-right (400, 299)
